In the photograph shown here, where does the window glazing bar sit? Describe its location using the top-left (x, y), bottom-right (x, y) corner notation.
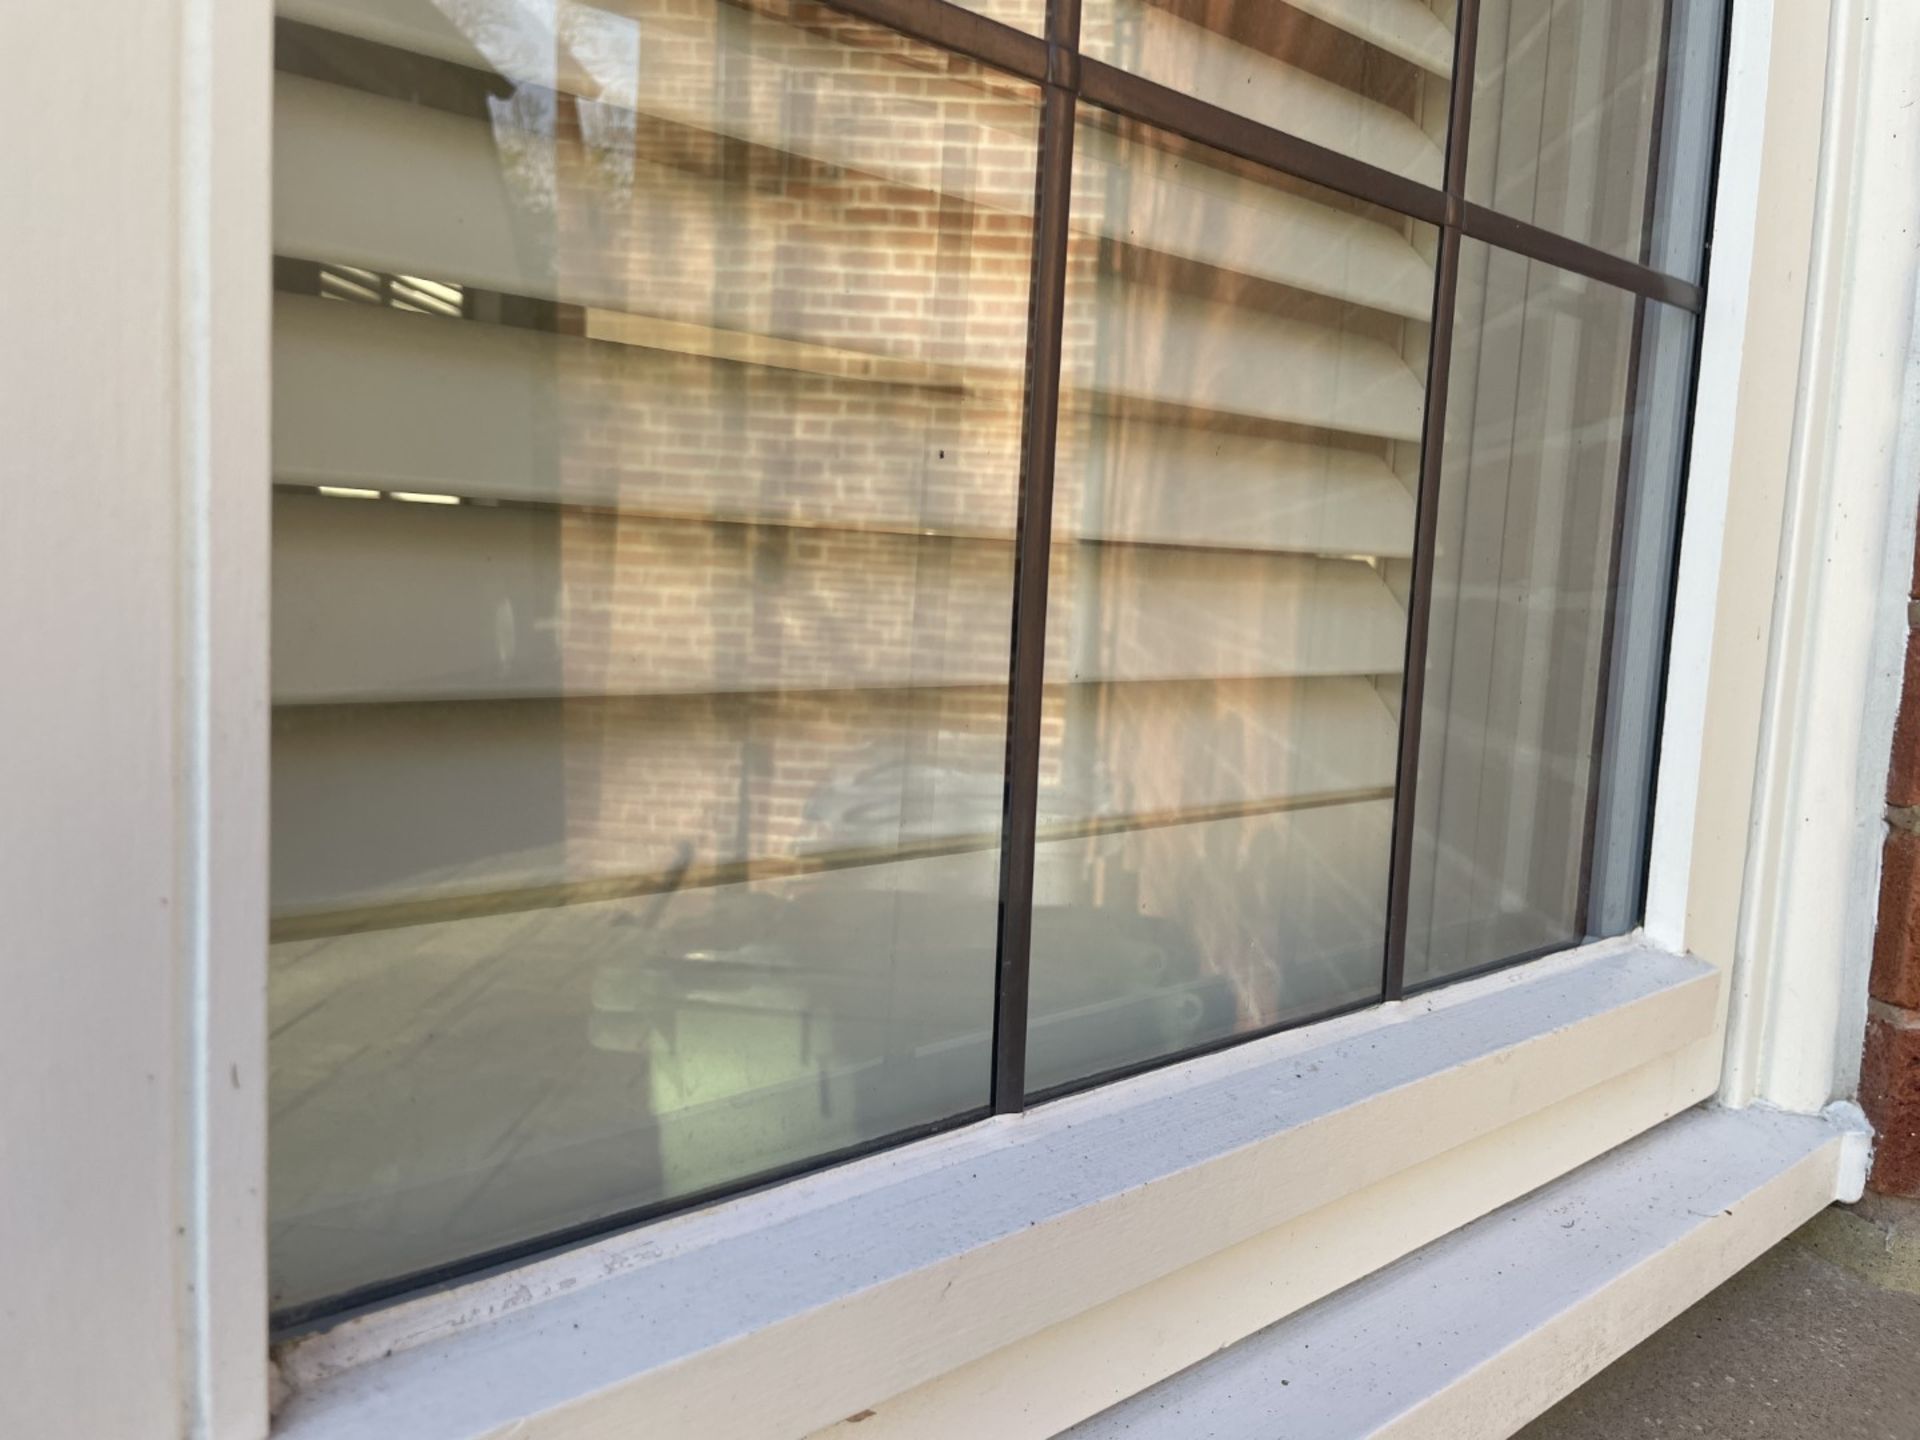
top-left (1382, 0), bottom-right (1481, 1003)
top-left (1382, 228), bottom-right (1462, 1003)
top-left (990, 0), bottom-right (1081, 1114)
top-left (1458, 203), bottom-right (1704, 311)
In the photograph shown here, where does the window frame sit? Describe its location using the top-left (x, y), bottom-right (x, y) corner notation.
top-left (13, 0), bottom-right (1904, 1435)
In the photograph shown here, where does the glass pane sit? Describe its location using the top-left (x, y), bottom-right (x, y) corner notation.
top-left (1080, 0), bottom-right (1456, 185)
top-left (268, 0), bottom-right (1037, 1313)
top-left (1026, 110), bottom-right (1435, 1093)
top-left (1405, 242), bottom-right (1691, 986)
top-left (1466, 0), bottom-right (1726, 280)
top-left (1586, 299), bottom-right (1694, 935)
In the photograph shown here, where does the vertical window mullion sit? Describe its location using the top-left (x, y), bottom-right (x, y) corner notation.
top-left (1383, 0), bottom-right (1481, 1001)
top-left (990, 0), bottom-right (1082, 1113)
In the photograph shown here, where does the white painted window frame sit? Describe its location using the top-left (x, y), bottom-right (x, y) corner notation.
top-left (7, 0), bottom-right (1920, 1436)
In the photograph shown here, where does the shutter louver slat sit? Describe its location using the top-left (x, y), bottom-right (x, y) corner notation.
top-left (1063, 287), bottom-right (1426, 441)
top-left (269, 491), bottom-right (1408, 704)
top-left (273, 676), bottom-right (1398, 917)
top-left (1095, 1), bottom-right (1447, 184)
top-left (283, 0), bottom-right (1038, 214)
top-left (1288, 0), bottom-right (1455, 76)
top-left (1077, 124), bottom-right (1435, 320)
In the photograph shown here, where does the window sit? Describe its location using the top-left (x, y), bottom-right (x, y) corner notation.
top-left (268, 0), bottom-right (1726, 1325)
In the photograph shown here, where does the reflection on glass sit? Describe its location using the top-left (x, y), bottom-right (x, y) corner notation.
top-left (1405, 243), bottom-right (1687, 985)
top-left (268, 0), bottom-right (1036, 1312)
top-left (1466, 0), bottom-right (1725, 279)
top-left (1080, 0), bottom-right (1455, 185)
top-left (1026, 111), bottom-right (1434, 1092)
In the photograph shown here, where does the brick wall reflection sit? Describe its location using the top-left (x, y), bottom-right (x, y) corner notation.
top-left (540, 0), bottom-right (1048, 899)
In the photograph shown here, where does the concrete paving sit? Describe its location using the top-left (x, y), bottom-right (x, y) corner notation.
top-left (1517, 1201), bottom-right (1920, 1439)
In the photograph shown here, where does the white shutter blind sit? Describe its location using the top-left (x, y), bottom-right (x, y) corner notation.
top-left (271, 0), bottom-right (1434, 911)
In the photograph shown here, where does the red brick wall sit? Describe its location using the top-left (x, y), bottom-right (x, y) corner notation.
top-left (1864, 534), bottom-right (1920, 1193)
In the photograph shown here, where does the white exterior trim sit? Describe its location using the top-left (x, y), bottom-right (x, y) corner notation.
top-left (1639, 0), bottom-right (1781, 956)
top-left (1648, 0), bottom-right (1830, 995)
top-left (182, 0), bottom-right (275, 1430)
top-left (799, 1034), bottom-right (1722, 1440)
top-left (1646, 0), bottom-right (1920, 1114)
top-left (1719, 0), bottom-right (1920, 1110)
top-left (1059, 1104), bottom-right (1866, 1440)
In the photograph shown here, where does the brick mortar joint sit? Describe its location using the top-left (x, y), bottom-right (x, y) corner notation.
top-left (1889, 804), bottom-right (1920, 835)
top-left (1869, 997), bottom-right (1920, 1029)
